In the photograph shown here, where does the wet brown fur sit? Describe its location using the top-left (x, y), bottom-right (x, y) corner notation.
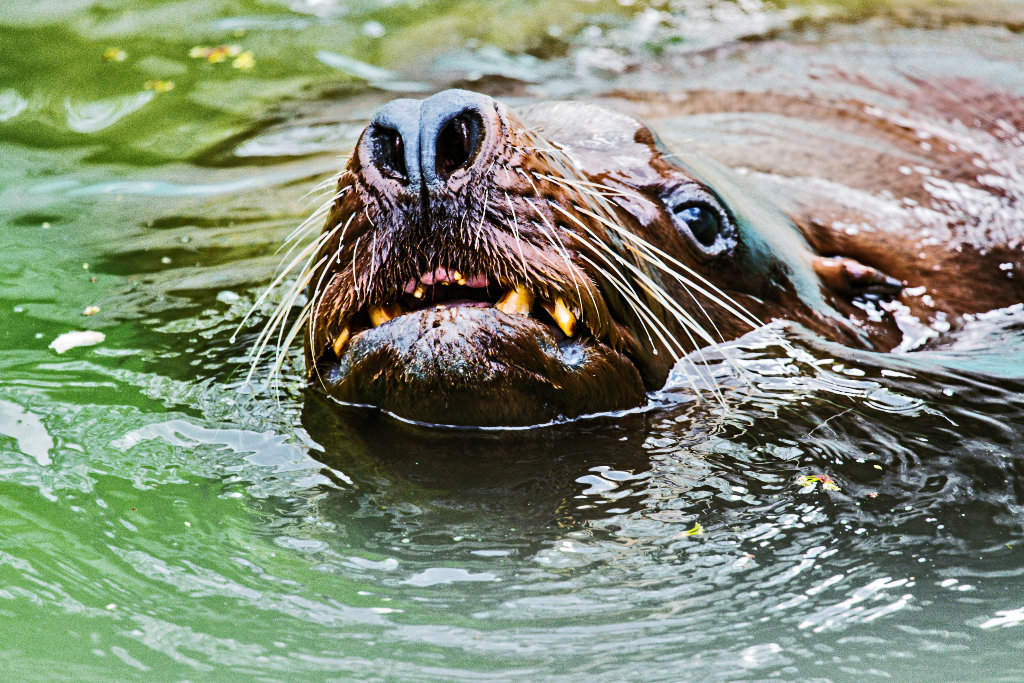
top-left (296, 80), bottom-right (1023, 424)
top-left (604, 79), bottom-right (1023, 343)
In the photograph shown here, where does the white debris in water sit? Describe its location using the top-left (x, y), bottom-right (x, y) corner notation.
top-left (216, 290), bottom-right (241, 304)
top-left (361, 20), bottom-right (385, 38)
top-left (49, 330), bottom-right (105, 354)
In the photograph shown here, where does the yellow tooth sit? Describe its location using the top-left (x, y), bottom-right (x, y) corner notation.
top-left (496, 284), bottom-right (534, 316)
top-left (413, 283), bottom-right (427, 299)
top-left (453, 271), bottom-right (466, 286)
top-left (332, 325), bottom-right (351, 356)
top-left (368, 303), bottom-right (403, 327)
top-left (541, 296), bottom-right (577, 337)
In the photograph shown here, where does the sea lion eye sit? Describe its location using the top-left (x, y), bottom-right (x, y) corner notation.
top-left (672, 203), bottom-right (720, 248)
top-left (663, 185), bottom-right (735, 258)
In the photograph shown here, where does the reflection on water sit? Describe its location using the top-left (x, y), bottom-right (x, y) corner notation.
top-left (2, 0), bottom-right (1024, 679)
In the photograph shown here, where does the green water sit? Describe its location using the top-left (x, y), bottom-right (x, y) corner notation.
top-left (3, 1), bottom-right (1024, 680)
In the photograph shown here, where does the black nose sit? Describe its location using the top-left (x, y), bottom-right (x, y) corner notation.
top-left (364, 89), bottom-right (491, 191)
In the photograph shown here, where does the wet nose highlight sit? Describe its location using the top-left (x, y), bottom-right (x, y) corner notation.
top-left (366, 89), bottom-right (491, 190)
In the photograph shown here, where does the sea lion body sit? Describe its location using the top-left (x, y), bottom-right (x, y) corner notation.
top-left (290, 84), bottom-right (1023, 426)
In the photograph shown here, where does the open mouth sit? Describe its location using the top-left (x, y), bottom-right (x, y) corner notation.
top-left (329, 267), bottom-right (585, 359)
top-left (309, 260), bottom-right (647, 426)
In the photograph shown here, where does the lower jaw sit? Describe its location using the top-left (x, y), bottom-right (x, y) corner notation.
top-left (312, 307), bottom-right (646, 427)
top-left (318, 375), bottom-right (617, 426)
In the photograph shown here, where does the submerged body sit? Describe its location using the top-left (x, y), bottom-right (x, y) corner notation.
top-left (283, 83), bottom-right (1023, 426)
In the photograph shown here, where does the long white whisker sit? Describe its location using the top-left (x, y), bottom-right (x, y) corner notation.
top-left (565, 214), bottom-right (724, 397)
top-left (521, 135), bottom-right (742, 397)
top-left (245, 248), bottom-right (333, 386)
top-left (568, 201), bottom-right (765, 331)
top-left (524, 197), bottom-right (586, 309)
top-left (281, 186), bottom-right (348, 250)
top-left (234, 225), bottom-right (335, 348)
top-left (543, 171), bottom-right (747, 398)
top-left (504, 192), bottom-right (530, 281)
top-left (301, 168), bottom-right (347, 201)
top-left (308, 211), bottom-right (358, 338)
top-left (576, 252), bottom-right (724, 404)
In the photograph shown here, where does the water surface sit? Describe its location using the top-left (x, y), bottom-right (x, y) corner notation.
top-left (2, 1), bottom-right (1024, 679)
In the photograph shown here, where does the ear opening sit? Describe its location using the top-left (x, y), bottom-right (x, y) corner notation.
top-left (812, 256), bottom-right (904, 299)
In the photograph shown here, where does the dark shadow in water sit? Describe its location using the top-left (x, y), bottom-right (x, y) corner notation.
top-left (697, 324), bottom-right (1024, 547)
top-left (301, 394), bottom-right (668, 525)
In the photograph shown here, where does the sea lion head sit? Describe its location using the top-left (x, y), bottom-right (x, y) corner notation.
top-left (294, 89), bottom-right (869, 426)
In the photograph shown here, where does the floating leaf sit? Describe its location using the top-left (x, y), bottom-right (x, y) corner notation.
top-left (102, 47), bottom-right (126, 62)
top-left (797, 474), bottom-right (840, 492)
top-left (232, 51), bottom-right (255, 70)
top-left (143, 80), bottom-right (175, 93)
top-left (684, 522), bottom-right (704, 536)
top-left (190, 45), bottom-right (246, 65)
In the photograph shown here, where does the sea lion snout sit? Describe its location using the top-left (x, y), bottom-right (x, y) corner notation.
top-left (359, 89), bottom-right (497, 196)
top-left (296, 92), bottom-right (666, 425)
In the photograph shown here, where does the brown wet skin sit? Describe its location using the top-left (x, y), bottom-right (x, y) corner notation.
top-left (302, 88), bottom-right (1023, 426)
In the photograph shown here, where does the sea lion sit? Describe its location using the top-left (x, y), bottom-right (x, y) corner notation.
top-left (257, 86), bottom-right (1022, 426)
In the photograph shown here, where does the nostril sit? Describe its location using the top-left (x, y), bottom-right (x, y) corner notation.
top-left (370, 126), bottom-right (407, 181)
top-left (435, 112), bottom-right (482, 179)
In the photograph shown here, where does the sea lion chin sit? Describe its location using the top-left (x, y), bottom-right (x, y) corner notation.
top-left (320, 306), bottom-right (644, 426)
top-left (262, 87), bottom-right (1020, 427)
